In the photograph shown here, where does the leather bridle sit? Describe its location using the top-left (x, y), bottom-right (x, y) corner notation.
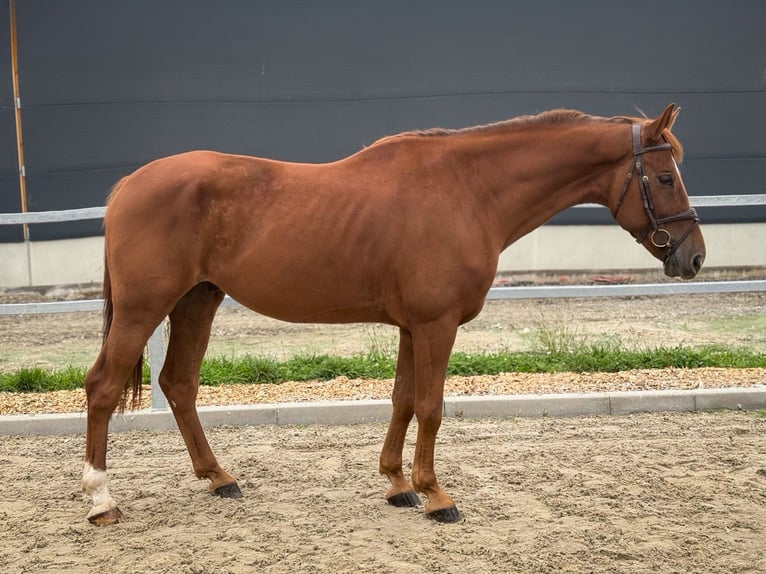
top-left (613, 123), bottom-right (699, 261)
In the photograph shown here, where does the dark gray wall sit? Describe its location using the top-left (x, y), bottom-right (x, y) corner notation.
top-left (1, 0), bottom-right (764, 241)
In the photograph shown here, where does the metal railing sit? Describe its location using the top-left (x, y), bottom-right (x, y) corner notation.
top-left (2, 194), bottom-right (765, 410)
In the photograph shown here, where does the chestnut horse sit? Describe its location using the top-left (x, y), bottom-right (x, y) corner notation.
top-left (82, 104), bottom-right (705, 525)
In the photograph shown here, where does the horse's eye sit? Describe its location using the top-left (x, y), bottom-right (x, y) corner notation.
top-left (657, 174), bottom-right (673, 186)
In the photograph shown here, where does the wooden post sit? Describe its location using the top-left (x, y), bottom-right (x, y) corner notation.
top-left (9, 0), bottom-right (31, 284)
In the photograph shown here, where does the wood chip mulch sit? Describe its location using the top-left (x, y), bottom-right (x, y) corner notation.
top-left (1, 367), bottom-right (764, 416)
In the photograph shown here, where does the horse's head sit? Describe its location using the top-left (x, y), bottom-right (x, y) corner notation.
top-left (610, 103), bottom-right (705, 279)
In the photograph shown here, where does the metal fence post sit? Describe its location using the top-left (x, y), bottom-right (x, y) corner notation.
top-left (147, 321), bottom-right (168, 410)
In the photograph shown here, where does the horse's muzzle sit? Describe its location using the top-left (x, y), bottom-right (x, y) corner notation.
top-left (664, 249), bottom-right (705, 279)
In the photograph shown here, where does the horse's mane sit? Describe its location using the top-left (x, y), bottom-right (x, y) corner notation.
top-left (371, 109), bottom-right (684, 162)
top-left (663, 129), bottom-right (684, 163)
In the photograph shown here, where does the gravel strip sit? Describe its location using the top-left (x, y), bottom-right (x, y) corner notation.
top-left (1, 367), bottom-right (764, 416)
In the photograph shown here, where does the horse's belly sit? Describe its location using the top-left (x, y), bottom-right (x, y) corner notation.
top-left (217, 275), bottom-right (392, 325)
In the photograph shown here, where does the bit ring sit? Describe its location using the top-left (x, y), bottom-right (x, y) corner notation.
top-left (650, 228), bottom-right (672, 248)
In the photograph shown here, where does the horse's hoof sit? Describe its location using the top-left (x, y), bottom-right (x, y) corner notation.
top-left (214, 482), bottom-right (243, 499)
top-left (87, 506), bottom-right (125, 526)
top-left (386, 490), bottom-right (421, 508)
top-left (426, 505), bottom-right (462, 523)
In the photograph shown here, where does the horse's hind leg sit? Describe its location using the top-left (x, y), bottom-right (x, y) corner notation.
top-left (159, 283), bottom-right (241, 497)
top-left (83, 310), bottom-right (164, 525)
top-left (379, 328), bottom-right (421, 508)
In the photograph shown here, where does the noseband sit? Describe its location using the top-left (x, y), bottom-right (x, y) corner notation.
top-left (613, 124), bottom-right (699, 261)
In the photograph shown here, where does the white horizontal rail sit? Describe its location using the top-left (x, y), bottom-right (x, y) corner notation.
top-left (573, 194), bottom-right (766, 209)
top-left (4, 280), bottom-right (765, 317)
top-left (0, 206), bottom-right (106, 225)
top-left (0, 195), bottom-right (765, 226)
top-left (687, 194), bottom-right (766, 207)
top-left (0, 299), bottom-right (104, 315)
top-left (485, 280), bottom-right (766, 299)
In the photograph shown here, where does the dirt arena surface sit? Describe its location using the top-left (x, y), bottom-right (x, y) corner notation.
top-left (1, 411), bottom-right (764, 573)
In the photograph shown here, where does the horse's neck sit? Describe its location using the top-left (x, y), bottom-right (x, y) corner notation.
top-left (459, 123), bottom-right (630, 249)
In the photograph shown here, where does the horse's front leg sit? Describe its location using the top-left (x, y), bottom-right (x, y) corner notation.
top-left (379, 328), bottom-right (421, 508)
top-left (410, 318), bottom-right (461, 523)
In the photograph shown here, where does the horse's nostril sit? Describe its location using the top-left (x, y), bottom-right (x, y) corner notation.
top-left (692, 254), bottom-right (704, 273)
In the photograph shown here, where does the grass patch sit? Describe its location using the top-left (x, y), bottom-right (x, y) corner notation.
top-left (199, 352), bottom-right (396, 386)
top-left (0, 366), bottom-right (88, 393)
top-left (1, 342), bottom-right (764, 394)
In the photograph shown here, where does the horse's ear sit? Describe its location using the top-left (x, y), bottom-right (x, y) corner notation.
top-left (669, 105), bottom-right (681, 130)
top-left (645, 103), bottom-right (679, 143)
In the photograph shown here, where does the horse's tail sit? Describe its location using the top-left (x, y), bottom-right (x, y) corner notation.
top-left (101, 188), bottom-right (143, 412)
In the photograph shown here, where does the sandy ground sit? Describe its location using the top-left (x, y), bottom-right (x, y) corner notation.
top-left (0, 411), bottom-right (764, 573)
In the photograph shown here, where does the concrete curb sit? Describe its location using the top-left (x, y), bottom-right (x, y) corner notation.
top-left (1, 387), bottom-right (765, 436)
